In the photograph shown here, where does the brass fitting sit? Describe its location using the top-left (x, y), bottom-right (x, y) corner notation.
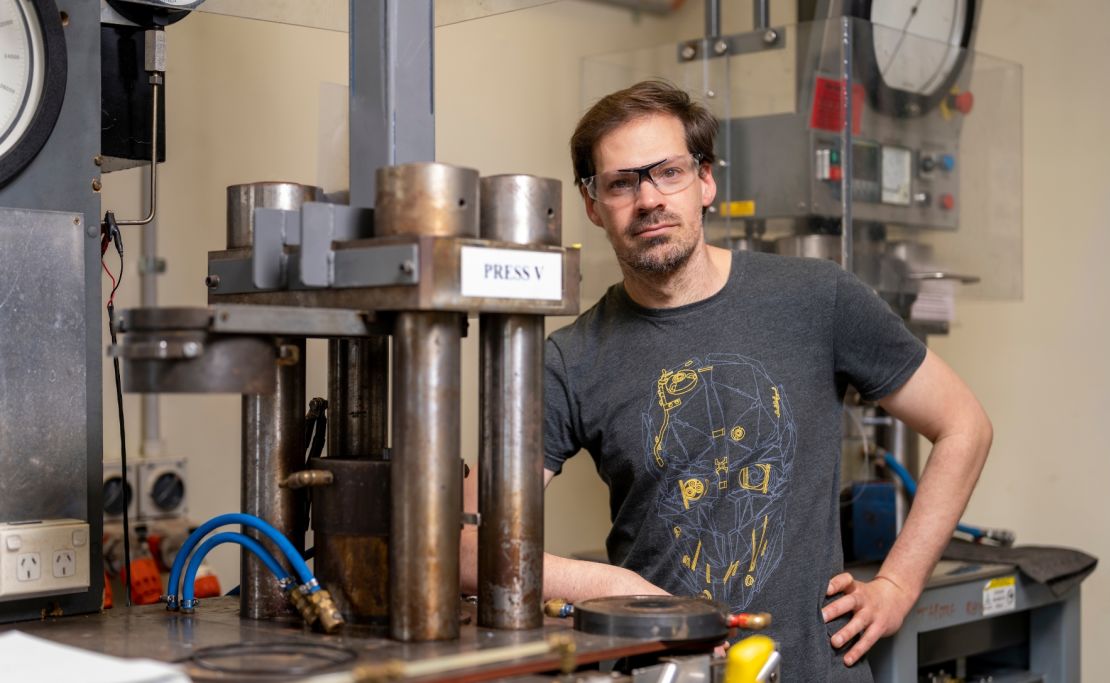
top-left (728, 612), bottom-right (772, 630)
top-left (543, 598), bottom-right (573, 619)
top-left (288, 587), bottom-right (318, 626)
top-left (309, 589), bottom-right (345, 633)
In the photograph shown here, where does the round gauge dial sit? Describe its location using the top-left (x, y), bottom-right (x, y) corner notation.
top-left (848, 0), bottom-right (978, 117)
top-left (105, 0), bottom-right (205, 28)
top-left (0, 0), bottom-right (66, 186)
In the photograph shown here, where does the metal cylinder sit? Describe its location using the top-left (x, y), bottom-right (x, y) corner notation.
top-left (374, 163), bottom-right (480, 238)
top-left (226, 182), bottom-right (324, 249)
top-left (241, 337), bottom-right (306, 620)
top-left (478, 175), bottom-right (561, 246)
top-left (327, 336), bottom-right (389, 460)
top-left (476, 175), bottom-right (560, 630)
top-left (390, 311), bottom-right (462, 641)
top-left (310, 457), bottom-right (391, 625)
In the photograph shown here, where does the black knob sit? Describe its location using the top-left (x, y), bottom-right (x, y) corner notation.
top-left (103, 476), bottom-right (132, 516)
top-left (151, 472), bottom-right (185, 511)
top-left (920, 156), bottom-right (936, 173)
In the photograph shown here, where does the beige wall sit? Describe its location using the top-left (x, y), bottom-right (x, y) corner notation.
top-left (932, 1), bottom-right (1110, 677)
top-left (99, 0), bottom-right (1106, 677)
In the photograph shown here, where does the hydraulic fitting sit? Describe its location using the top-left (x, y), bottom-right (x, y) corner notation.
top-left (288, 586), bottom-right (319, 626)
top-left (309, 589), bottom-right (345, 633)
top-left (727, 612), bottom-right (773, 630)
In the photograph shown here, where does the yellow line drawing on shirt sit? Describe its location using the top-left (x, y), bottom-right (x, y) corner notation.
top-left (653, 370), bottom-right (682, 467)
top-left (712, 428), bottom-right (725, 438)
top-left (724, 560), bottom-right (740, 582)
top-left (738, 463), bottom-right (772, 493)
top-left (702, 589), bottom-right (713, 600)
top-left (679, 478), bottom-right (706, 509)
top-left (683, 539), bottom-right (703, 571)
top-left (673, 526), bottom-right (682, 539)
top-left (730, 426), bottom-right (746, 442)
top-left (706, 562), bottom-right (711, 584)
top-left (744, 515), bottom-right (770, 587)
top-left (715, 457), bottom-right (729, 490)
top-left (771, 386), bottom-right (781, 418)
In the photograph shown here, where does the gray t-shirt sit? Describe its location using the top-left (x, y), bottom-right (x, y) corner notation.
top-left (544, 250), bottom-right (926, 682)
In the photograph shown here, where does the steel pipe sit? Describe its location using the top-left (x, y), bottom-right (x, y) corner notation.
top-left (240, 337), bottom-right (306, 620)
top-left (477, 175), bottom-right (560, 630)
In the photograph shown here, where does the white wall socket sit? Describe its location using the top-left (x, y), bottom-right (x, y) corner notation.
top-left (0, 520), bottom-right (90, 601)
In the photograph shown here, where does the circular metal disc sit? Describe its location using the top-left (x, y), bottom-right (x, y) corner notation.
top-left (573, 595), bottom-right (728, 642)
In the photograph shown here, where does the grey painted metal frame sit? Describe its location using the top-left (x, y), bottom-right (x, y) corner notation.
top-left (0, 0), bottom-right (104, 622)
top-left (861, 563), bottom-right (1081, 682)
top-left (349, 0), bottom-right (435, 208)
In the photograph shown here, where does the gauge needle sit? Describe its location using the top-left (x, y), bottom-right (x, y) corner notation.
top-left (880, 0), bottom-right (925, 77)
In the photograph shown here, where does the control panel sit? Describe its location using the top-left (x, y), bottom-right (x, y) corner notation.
top-left (0, 520), bottom-right (91, 601)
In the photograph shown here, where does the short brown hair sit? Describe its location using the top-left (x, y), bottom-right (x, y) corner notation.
top-left (570, 80), bottom-right (718, 186)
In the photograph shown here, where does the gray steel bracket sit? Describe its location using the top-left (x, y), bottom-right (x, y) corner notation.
top-left (677, 27), bottom-right (786, 62)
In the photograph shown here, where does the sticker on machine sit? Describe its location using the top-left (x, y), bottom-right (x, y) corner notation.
top-left (460, 246), bottom-right (563, 301)
top-left (982, 575), bottom-right (1017, 615)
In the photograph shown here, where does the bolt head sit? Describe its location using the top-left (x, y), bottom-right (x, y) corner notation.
top-left (713, 39), bottom-right (728, 55)
top-left (204, 274), bottom-right (220, 288)
top-left (680, 44), bottom-right (696, 60)
top-left (763, 29), bottom-right (778, 44)
top-left (91, 179), bottom-right (102, 192)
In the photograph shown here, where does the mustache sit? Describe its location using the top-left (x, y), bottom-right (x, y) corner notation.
top-left (626, 209), bottom-right (683, 236)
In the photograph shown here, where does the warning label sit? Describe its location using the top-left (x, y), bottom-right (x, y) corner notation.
top-left (982, 575), bottom-right (1017, 616)
top-left (810, 76), bottom-right (865, 135)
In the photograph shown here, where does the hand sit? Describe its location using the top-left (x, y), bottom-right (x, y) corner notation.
top-left (822, 573), bottom-right (916, 667)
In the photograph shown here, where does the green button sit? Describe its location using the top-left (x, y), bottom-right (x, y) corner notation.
top-left (829, 149), bottom-right (840, 164)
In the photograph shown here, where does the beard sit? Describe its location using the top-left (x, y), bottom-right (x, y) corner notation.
top-left (614, 208), bottom-right (700, 274)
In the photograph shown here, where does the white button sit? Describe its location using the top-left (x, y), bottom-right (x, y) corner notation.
top-left (72, 529), bottom-right (88, 547)
top-left (5, 535), bottom-right (21, 551)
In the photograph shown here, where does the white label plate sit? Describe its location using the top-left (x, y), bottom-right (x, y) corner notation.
top-left (982, 575), bottom-right (1017, 616)
top-left (460, 246), bottom-right (563, 301)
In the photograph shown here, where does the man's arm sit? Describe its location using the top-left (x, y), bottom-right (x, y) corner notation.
top-left (460, 467), bottom-right (668, 601)
top-left (823, 349), bottom-right (993, 666)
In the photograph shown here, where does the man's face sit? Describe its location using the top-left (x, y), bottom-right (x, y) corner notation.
top-left (583, 114), bottom-right (716, 275)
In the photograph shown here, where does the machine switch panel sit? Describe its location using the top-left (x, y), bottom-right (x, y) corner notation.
top-left (0, 520), bottom-right (90, 601)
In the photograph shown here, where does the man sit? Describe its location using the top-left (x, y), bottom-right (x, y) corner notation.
top-left (463, 80), bottom-right (992, 680)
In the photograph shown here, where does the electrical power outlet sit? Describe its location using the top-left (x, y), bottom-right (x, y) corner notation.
top-left (0, 520), bottom-right (89, 601)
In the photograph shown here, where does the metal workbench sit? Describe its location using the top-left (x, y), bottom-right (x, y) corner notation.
top-left (854, 560), bottom-right (1081, 682)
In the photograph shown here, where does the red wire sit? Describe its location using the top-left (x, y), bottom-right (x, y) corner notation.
top-left (102, 258), bottom-right (120, 307)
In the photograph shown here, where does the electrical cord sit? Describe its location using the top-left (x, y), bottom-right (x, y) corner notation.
top-left (101, 210), bottom-right (132, 606)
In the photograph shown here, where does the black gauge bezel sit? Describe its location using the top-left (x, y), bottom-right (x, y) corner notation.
top-left (846, 0), bottom-right (978, 118)
top-left (105, 0), bottom-right (202, 28)
top-left (0, 0), bottom-right (68, 187)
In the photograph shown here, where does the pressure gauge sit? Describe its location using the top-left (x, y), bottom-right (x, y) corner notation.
top-left (848, 0), bottom-right (978, 117)
top-left (0, 0), bottom-right (66, 186)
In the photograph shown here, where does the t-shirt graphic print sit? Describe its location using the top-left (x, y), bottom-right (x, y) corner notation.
top-left (642, 353), bottom-right (796, 612)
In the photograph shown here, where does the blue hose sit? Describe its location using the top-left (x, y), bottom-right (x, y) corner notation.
top-left (882, 453), bottom-right (986, 540)
top-left (180, 532), bottom-right (292, 608)
top-left (167, 513), bottom-right (316, 610)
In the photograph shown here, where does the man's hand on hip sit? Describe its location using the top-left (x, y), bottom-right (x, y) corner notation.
top-left (822, 572), bottom-right (916, 667)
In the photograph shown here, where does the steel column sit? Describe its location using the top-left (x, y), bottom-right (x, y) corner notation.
top-left (476, 175), bottom-right (561, 630)
top-left (240, 338), bottom-right (306, 620)
top-left (327, 336), bottom-right (389, 460)
top-left (378, 162), bottom-right (476, 641)
top-left (349, 0), bottom-right (435, 208)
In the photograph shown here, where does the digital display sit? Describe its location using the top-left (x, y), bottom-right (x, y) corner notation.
top-left (852, 142), bottom-right (880, 182)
